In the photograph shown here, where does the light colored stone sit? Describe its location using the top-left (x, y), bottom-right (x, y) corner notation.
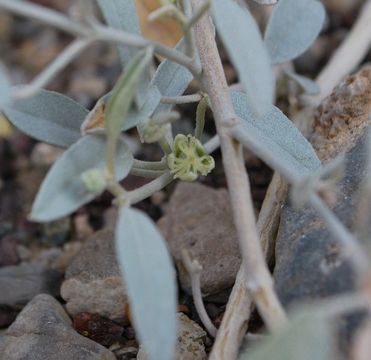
top-left (158, 182), bottom-right (241, 296)
top-left (61, 228), bottom-right (128, 323)
top-left (0, 294), bottom-right (115, 360)
top-left (137, 313), bottom-right (207, 360)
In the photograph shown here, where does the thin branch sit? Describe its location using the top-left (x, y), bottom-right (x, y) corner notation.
top-left (204, 134), bottom-right (220, 154)
top-left (128, 171), bottom-right (173, 204)
top-left (0, 0), bottom-right (89, 36)
top-left (305, 0), bottom-right (371, 106)
top-left (132, 158), bottom-right (167, 170)
top-left (0, 0), bottom-right (202, 78)
top-left (13, 38), bottom-right (92, 99)
top-left (191, 0), bottom-right (286, 338)
top-left (129, 168), bottom-right (166, 178)
top-left (308, 193), bottom-right (370, 275)
top-left (93, 24), bottom-right (202, 78)
top-left (160, 93), bottom-right (203, 105)
top-left (182, 249), bottom-right (217, 337)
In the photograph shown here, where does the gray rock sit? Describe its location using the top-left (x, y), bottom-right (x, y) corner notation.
top-left (0, 263), bottom-right (61, 308)
top-left (158, 182), bottom-right (241, 296)
top-left (61, 228), bottom-right (128, 322)
top-left (137, 313), bottom-right (207, 360)
top-left (274, 67), bottom-right (371, 308)
top-left (0, 294), bottom-right (115, 360)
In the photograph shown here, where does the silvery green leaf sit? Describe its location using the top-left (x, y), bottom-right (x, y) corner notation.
top-left (241, 307), bottom-right (332, 360)
top-left (31, 133), bottom-right (133, 222)
top-left (230, 91), bottom-right (320, 181)
top-left (212, 0), bottom-right (274, 116)
top-left (252, 0), bottom-right (277, 4)
top-left (106, 48), bottom-right (153, 141)
top-left (123, 84), bottom-right (161, 131)
top-left (4, 89), bottom-right (87, 148)
top-left (265, 0), bottom-right (326, 64)
top-left (151, 40), bottom-right (193, 114)
top-left (116, 207), bottom-right (177, 360)
top-left (96, 0), bottom-right (141, 66)
top-left (0, 64), bottom-right (11, 109)
top-left (285, 70), bottom-right (320, 95)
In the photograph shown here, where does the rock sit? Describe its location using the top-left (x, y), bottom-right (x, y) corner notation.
top-left (137, 313), bottom-right (207, 360)
top-left (311, 66), bottom-right (371, 162)
top-left (158, 182), bottom-right (240, 296)
top-left (274, 66), bottom-right (371, 308)
top-left (61, 228), bottom-right (128, 322)
top-left (0, 234), bottom-right (20, 267)
top-left (0, 294), bottom-right (115, 360)
top-left (73, 312), bottom-right (124, 347)
top-left (0, 263), bottom-right (61, 308)
top-left (41, 217), bottom-right (71, 246)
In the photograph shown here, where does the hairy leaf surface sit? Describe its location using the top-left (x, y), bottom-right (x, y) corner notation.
top-left (265, 0), bottom-right (326, 64)
top-left (212, 0), bottom-right (274, 116)
top-left (231, 91), bottom-right (320, 182)
top-left (4, 89), bottom-right (88, 148)
top-left (31, 133), bottom-right (133, 222)
top-left (241, 308), bottom-right (332, 360)
top-left (116, 207), bottom-right (177, 360)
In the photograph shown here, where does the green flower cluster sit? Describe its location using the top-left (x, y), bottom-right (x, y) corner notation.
top-left (167, 134), bottom-right (215, 181)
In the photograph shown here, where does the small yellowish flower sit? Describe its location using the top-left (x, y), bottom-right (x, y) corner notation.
top-left (167, 134), bottom-right (215, 182)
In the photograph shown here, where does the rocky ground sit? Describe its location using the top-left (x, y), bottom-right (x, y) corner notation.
top-left (0, 0), bottom-right (370, 359)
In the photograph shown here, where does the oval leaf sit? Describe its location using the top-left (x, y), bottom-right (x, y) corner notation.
top-left (242, 307), bottom-right (332, 360)
top-left (212, 0), bottom-right (274, 116)
top-left (116, 207), bottom-right (177, 360)
top-left (96, 0), bottom-right (141, 66)
top-left (264, 0), bottom-right (326, 64)
top-left (230, 91), bottom-right (320, 182)
top-left (0, 63), bottom-right (11, 109)
top-left (31, 133), bottom-right (133, 222)
top-left (4, 89), bottom-right (88, 148)
top-left (285, 70), bottom-right (320, 95)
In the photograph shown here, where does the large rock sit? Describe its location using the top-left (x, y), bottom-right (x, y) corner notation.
top-left (274, 66), bottom-right (371, 307)
top-left (0, 263), bottom-right (61, 308)
top-left (0, 294), bottom-right (115, 360)
top-left (137, 313), bottom-right (207, 360)
top-left (158, 182), bottom-right (241, 297)
top-left (61, 228), bottom-right (128, 323)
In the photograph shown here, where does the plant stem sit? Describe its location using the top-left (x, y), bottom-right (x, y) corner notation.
top-left (191, 0), bottom-right (286, 336)
top-left (308, 193), bottom-right (370, 275)
top-left (13, 38), bottom-right (92, 99)
top-left (182, 249), bottom-right (217, 337)
top-left (93, 24), bottom-right (202, 78)
top-left (128, 171), bottom-right (173, 204)
top-left (0, 0), bottom-right (202, 78)
top-left (132, 158), bottom-right (167, 170)
top-left (160, 93), bottom-right (203, 105)
top-left (0, 0), bottom-right (90, 36)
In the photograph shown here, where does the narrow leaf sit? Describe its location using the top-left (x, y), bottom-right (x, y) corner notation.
top-left (4, 89), bottom-right (88, 148)
top-left (230, 91), bottom-right (320, 181)
top-left (264, 0), bottom-right (326, 64)
top-left (96, 0), bottom-right (141, 66)
top-left (0, 63), bottom-right (11, 109)
top-left (106, 48), bottom-right (153, 146)
top-left (285, 70), bottom-right (320, 95)
top-left (116, 207), bottom-right (177, 360)
top-left (31, 133), bottom-right (133, 222)
top-left (241, 307), bottom-right (332, 360)
top-left (151, 40), bottom-right (193, 114)
top-left (212, 0), bottom-right (274, 116)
